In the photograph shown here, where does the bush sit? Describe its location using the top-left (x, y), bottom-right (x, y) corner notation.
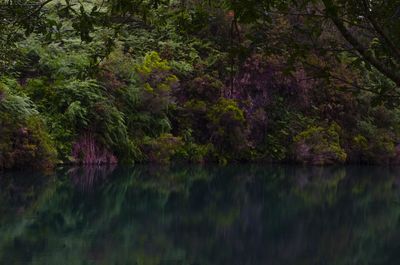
top-left (293, 123), bottom-right (347, 165)
top-left (350, 120), bottom-right (397, 164)
top-left (135, 51), bottom-right (179, 112)
top-left (128, 51), bottom-right (178, 138)
top-left (0, 79), bottom-right (57, 169)
top-left (141, 134), bottom-right (184, 164)
top-left (207, 98), bottom-right (248, 160)
top-left (24, 78), bottom-right (134, 162)
top-left (179, 74), bottom-right (223, 103)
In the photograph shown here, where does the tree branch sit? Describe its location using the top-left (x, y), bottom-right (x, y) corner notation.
top-left (361, 0), bottom-right (400, 63)
top-left (322, 0), bottom-right (400, 87)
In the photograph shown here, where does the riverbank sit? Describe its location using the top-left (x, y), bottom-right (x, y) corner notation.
top-left (2, 1), bottom-right (400, 171)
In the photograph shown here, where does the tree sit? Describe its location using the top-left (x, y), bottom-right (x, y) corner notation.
top-left (2, 0), bottom-right (400, 93)
top-left (222, 0), bottom-right (400, 94)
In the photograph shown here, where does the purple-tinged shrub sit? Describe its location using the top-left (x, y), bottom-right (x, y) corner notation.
top-left (232, 54), bottom-right (311, 106)
top-left (229, 54), bottom-right (314, 155)
top-left (72, 133), bottom-right (117, 165)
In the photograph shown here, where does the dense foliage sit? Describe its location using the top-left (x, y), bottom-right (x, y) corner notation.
top-left (2, 0), bottom-right (400, 168)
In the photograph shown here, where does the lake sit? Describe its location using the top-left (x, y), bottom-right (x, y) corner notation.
top-left (1, 165), bottom-right (400, 265)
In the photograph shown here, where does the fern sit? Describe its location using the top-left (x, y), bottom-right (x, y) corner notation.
top-left (0, 79), bottom-right (38, 119)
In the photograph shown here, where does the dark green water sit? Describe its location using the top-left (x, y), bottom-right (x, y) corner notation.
top-left (1, 165), bottom-right (400, 265)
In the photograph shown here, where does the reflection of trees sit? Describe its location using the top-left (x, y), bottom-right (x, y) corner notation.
top-left (68, 164), bottom-right (117, 192)
top-left (1, 165), bottom-right (400, 264)
top-left (0, 170), bottom-right (54, 218)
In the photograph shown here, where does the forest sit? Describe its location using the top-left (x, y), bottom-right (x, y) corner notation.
top-left (2, 0), bottom-right (400, 169)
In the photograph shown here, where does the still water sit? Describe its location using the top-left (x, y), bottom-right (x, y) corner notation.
top-left (1, 165), bottom-right (400, 265)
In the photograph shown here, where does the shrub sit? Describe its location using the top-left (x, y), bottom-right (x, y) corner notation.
top-left (71, 133), bottom-right (117, 165)
top-left (135, 51), bottom-right (179, 114)
top-left (350, 120), bottom-right (397, 164)
top-left (0, 79), bottom-right (57, 169)
top-left (141, 134), bottom-right (184, 164)
top-left (120, 51), bottom-right (180, 141)
top-left (293, 123), bottom-right (347, 165)
top-left (207, 98), bottom-right (248, 159)
top-left (178, 74), bottom-right (224, 103)
top-left (175, 129), bottom-right (211, 163)
top-left (179, 142), bottom-right (210, 163)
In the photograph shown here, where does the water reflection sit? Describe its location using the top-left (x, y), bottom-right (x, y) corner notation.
top-left (1, 165), bottom-right (400, 265)
top-left (68, 164), bottom-right (117, 191)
